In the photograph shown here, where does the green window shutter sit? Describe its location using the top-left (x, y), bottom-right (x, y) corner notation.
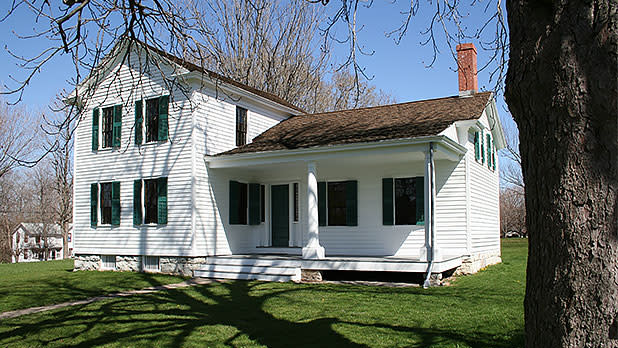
top-left (133, 180), bottom-right (142, 225)
top-left (345, 180), bottom-right (358, 226)
top-left (479, 133), bottom-right (485, 164)
top-left (135, 100), bottom-right (143, 145)
top-left (474, 131), bottom-right (480, 161)
top-left (486, 134), bottom-right (492, 168)
top-left (112, 105), bottom-right (122, 147)
top-left (157, 177), bottom-right (168, 224)
top-left (317, 181), bottom-right (326, 226)
top-left (90, 183), bottom-right (98, 227)
top-left (248, 183), bottom-right (261, 225)
top-left (158, 95), bottom-right (169, 141)
top-left (92, 109), bottom-right (99, 151)
top-left (382, 178), bottom-right (394, 225)
top-left (229, 181), bottom-right (240, 224)
top-left (415, 177), bottom-right (425, 225)
top-left (111, 181), bottom-right (121, 225)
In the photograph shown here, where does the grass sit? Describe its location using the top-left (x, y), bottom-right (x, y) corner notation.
top-left (0, 239), bottom-right (527, 347)
top-left (0, 259), bottom-right (186, 313)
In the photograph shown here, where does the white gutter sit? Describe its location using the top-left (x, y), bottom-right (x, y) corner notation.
top-left (423, 142), bottom-right (437, 288)
top-left (205, 135), bottom-right (467, 168)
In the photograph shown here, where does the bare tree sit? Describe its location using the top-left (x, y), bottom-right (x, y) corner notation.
top-left (500, 120), bottom-right (523, 189)
top-left (48, 118), bottom-right (73, 259)
top-left (0, 172), bottom-right (31, 263)
top-left (0, 102), bottom-right (39, 177)
top-left (500, 186), bottom-right (525, 237)
top-left (30, 163), bottom-right (56, 261)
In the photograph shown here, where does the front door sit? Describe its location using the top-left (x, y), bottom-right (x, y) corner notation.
top-left (271, 184), bottom-right (289, 247)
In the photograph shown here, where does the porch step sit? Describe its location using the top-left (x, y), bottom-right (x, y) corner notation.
top-left (194, 256), bottom-right (302, 282)
top-left (194, 271), bottom-right (298, 282)
top-left (206, 256), bottom-right (302, 268)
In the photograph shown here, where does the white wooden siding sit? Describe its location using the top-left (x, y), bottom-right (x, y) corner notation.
top-left (191, 86), bottom-right (290, 256)
top-left (434, 157), bottom-right (468, 257)
top-left (466, 111), bottom-right (501, 254)
top-left (73, 51), bottom-right (196, 256)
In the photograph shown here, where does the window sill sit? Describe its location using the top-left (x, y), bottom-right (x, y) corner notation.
top-left (137, 140), bottom-right (168, 147)
top-left (93, 147), bottom-right (119, 153)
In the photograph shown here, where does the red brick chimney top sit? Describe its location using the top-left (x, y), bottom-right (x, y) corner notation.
top-left (456, 43), bottom-right (478, 96)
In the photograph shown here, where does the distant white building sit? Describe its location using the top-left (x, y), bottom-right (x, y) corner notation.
top-left (11, 223), bottom-right (74, 263)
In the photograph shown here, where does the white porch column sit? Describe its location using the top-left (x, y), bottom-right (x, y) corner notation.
top-left (302, 161), bottom-right (325, 259)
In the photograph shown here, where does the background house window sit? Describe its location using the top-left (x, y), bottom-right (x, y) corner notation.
top-left (100, 182), bottom-right (113, 224)
top-left (101, 106), bottom-right (114, 148)
top-left (236, 106), bottom-right (247, 146)
top-left (146, 98), bottom-right (160, 143)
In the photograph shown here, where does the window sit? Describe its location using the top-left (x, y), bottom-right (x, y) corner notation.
top-left (318, 180), bottom-right (357, 227)
top-left (236, 106), bottom-right (247, 146)
top-left (146, 98), bottom-right (159, 143)
top-left (92, 105), bottom-right (122, 150)
top-left (229, 181), bottom-right (248, 224)
top-left (260, 185), bottom-right (265, 223)
top-left (102, 106), bottom-right (114, 148)
top-left (293, 183), bottom-right (299, 222)
top-left (143, 256), bottom-right (160, 272)
top-left (138, 96), bottom-right (169, 144)
top-left (382, 177), bottom-right (424, 226)
top-left (36, 236), bottom-right (41, 244)
top-left (24, 234), bottom-right (28, 244)
top-left (100, 182), bottom-right (113, 224)
top-left (67, 233), bottom-right (71, 242)
top-left (101, 255), bottom-right (116, 270)
top-left (395, 178), bottom-right (419, 225)
top-left (91, 182), bottom-right (121, 227)
top-left (133, 177), bottom-right (168, 225)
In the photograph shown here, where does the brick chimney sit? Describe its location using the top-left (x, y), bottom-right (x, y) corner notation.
top-left (456, 43), bottom-right (478, 96)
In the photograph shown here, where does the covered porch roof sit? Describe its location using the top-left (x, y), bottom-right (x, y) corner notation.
top-left (205, 135), bottom-right (466, 170)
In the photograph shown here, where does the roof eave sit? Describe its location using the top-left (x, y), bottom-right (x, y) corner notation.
top-left (205, 135), bottom-right (466, 168)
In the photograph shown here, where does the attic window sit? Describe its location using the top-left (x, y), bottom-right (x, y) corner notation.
top-left (236, 106), bottom-right (247, 146)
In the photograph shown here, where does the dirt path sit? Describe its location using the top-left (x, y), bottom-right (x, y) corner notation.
top-left (0, 278), bottom-right (213, 320)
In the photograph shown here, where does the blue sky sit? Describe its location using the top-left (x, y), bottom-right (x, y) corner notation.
top-left (0, 0), bottom-right (515, 131)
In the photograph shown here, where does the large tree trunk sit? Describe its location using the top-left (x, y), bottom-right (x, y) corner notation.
top-left (505, 1), bottom-right (618, 347)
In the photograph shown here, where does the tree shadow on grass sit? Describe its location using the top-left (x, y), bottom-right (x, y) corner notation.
top-left (0, 279), bottom-right (524, 348)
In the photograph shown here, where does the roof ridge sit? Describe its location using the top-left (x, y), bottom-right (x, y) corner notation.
top-left (288, 91), bottom-right (493, 119)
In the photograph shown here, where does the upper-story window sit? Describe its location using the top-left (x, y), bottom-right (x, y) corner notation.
top-left (102, 107), bottom-right (114, 148)
top-left (134, 95), bottom-right (169, 145)
top-left (92, 105), bottom-right (122, 151)
top-left (236, 106), bottom-right (247, 146)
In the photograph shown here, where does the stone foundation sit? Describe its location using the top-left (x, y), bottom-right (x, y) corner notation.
top-left (301, 270), bottom-right (322, 282)
top-left (74, 255), bottom-right (101, 271)
top-left (455, 250), bottom-right (502, 275)
top-left (160, 257), bottom-right (208, 277)
top-left (74, 254), bottom-right (208, 276)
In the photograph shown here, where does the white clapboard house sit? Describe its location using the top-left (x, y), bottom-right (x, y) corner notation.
top-left (70, 39), bottom-right (504, 282)
top-left (12, 223), bottom-right (74, 263)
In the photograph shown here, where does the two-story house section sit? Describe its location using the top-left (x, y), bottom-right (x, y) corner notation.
top-left (70, 38), bottom-right (505, 283)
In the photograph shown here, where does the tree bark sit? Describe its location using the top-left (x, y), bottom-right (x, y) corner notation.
top-left (505, 1), bottom-right (618, 347)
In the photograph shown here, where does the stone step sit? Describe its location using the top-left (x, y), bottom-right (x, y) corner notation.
top-left (199, 264), bottom-right (300, 276)
top-left (194, 270), bottom-right (300, 282)
top-left (206, 257), bottom-right (302, 268)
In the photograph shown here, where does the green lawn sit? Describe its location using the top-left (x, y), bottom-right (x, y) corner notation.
top-left (0, 259), bottom-right (185, 313)
top-left (0, 240), bottom-right (526, 347)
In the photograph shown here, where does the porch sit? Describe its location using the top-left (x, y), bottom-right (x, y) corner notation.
top-left (193, 253), bottom-right (464, 282)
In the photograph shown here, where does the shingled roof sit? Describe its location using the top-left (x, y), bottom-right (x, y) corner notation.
top-left (218, 92), bottom-right (493, 156)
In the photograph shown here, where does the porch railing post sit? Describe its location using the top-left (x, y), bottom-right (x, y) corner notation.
top-left (302, 161), bottom-right (325, 259)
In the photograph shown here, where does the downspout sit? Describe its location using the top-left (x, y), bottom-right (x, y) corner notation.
top-left (423, 142), bottom-right (436, 288)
